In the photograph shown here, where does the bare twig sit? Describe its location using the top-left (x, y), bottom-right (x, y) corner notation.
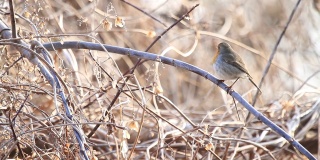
top-left (9, 96), bottom-right (29, 160)
top-left (120, 0), bottom-right (167, 27)
top-left (251, 0), bottom-right (302, 108)
top-left (0, 56), bottom-right (23, 77)
top-left (8, 0), bottom-right (17, 39)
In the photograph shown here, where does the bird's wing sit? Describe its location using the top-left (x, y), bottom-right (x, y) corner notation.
top-left (223, 54), bottom-right (252, 78)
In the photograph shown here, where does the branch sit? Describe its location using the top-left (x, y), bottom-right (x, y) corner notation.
top-left (43, 41), bottom-right (315, 160)
top-left (8, 0), bottom-right (17, 39)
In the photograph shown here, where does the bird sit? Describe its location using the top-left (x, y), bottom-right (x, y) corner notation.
top-left (212, 42), bottom-right (261, 94)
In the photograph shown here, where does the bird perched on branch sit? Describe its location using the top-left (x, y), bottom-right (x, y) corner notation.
top-left (212, 42), bottom-right (261, 94)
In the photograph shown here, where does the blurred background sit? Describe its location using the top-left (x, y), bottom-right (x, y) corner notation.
top-left (1, 0), bottom-right (320, 159)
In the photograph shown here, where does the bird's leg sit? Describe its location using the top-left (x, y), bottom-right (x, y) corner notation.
top-left (226, 77), bottom-right (240, 94)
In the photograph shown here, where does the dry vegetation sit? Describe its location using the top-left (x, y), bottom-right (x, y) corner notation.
top-left (0, 0), bottom-right (320, 159)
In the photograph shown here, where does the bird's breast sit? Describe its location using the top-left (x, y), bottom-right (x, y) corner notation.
top-left (213, 57), bottom-right (247, 80)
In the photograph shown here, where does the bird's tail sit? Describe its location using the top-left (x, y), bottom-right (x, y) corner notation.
top-left (249, 78), bottom-right (262, 94)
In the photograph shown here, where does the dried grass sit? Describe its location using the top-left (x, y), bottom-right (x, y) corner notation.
top-left (0, 0), bottom-right (319, 159)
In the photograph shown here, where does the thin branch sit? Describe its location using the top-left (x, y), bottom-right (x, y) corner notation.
top-left (8, 0), bottom-right (17, 39)
top-left (9, 111), bottom-right (25, 159)
top-left (145, 4), bottom-right (199, 52)
top-left (12, 94), bottom-right (30, 122)
top-left (120, 0), bottom-right (167, 27)
top-left (295, 69), bottom-right (320, 92)
top-left (0, 56), bottom-right (23, 77)
top-left (251, 0), bottom-right (302, 107)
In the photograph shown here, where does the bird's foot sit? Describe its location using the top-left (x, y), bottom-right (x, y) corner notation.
top-left (217, 79), bottom-right (225, 85)
top-left (226, 86), bottom-right (234, 94)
